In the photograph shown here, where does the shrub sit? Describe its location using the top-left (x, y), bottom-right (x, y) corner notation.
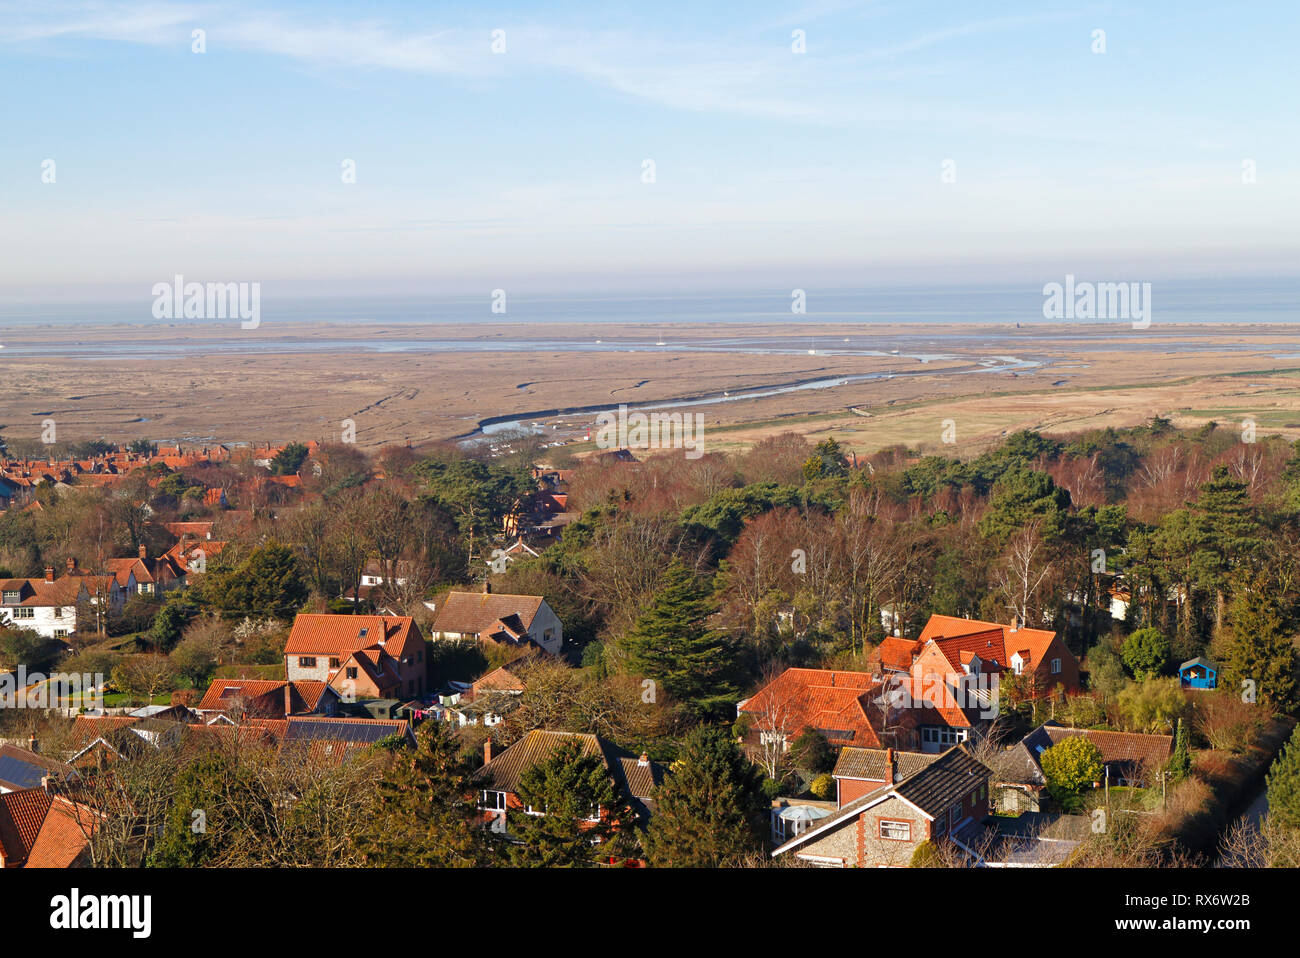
top-left (809, 773), bottom-right (835, 800)
top-left (1040, 736), bottom-right (1104, 811)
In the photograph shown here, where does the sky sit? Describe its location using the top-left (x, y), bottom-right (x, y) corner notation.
top-left (1, 0), bottom-right (1297, 302)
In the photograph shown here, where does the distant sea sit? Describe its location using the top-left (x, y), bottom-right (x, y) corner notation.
top-left (1, 278), bottom-right (1297, 328)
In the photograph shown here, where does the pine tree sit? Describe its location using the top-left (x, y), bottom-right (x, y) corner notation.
top-left (1219, 571), bottom-right (1298, 712)
top-left (1266, 725), bottom-right (1300, 831)
top-left (352, 723), bottom-right (495, 867)
top-left (622, 557), bottom-right (734, 713)
top-left (645, 727), bottom-right (767, 867)
top-left (506, 737), bottom-right (638, 867)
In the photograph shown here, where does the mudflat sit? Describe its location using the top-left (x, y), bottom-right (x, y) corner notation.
top-left (3, 321), bottom-right (1299, 453)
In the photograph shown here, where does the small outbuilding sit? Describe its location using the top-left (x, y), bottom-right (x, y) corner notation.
top-left (1179, 656), bottom-right (1218, 690)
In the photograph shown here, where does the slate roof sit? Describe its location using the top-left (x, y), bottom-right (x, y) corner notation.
top-left (772, 745), bottom-right (992, 858)
top-left (0, 745), bottom-right (75, 792)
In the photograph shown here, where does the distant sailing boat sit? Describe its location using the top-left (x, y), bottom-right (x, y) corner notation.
top-left (807, 338), bottom-right (817, 355)
top-left (656, 327), bottom-right (666, 346)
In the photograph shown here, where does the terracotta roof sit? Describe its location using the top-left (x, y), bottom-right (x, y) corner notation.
top-left (879, 636), bottom-right (919, 672)
top-left (283, 613), bottom-right (422, 662)
top-left (196, 679), bottom-right (333, 716)
top-left (0, 788), bottom-right (95, 868)
top-left (738, 668), bottom-right (885, 748)
top-left (432, 591), bottom-right (546, 637)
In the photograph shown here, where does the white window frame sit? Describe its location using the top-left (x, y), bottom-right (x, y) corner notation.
top-left (879, 819), bottom-right (911, 841)
top-left (1051, 658), bottom-right (1062, 674)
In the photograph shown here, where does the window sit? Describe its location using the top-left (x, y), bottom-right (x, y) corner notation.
top-left (12, 607), bottom-right (34, 619)
top-left (480, 790), bottom-right (507, 811)
top-left (329, 657), bottom-right (340, 669)
top-left (584, 804), bottom-right (601, 822)
top-left (921, 727), bottom-right (968, 747)
top-left (879, 820), bottom-right (911, 841)
top-left (53, 606), bottom-right (62, 618)
top-left (1, 590), bottom-right (20, 604)
top-left (54, 629), bottom-right (68, 638)
top-left (299, 656), bottom-right (317, 668)
top-left (1051, 658), bottom-right (1062, 674)
top-left (346, 667), bottom-right (358, 680)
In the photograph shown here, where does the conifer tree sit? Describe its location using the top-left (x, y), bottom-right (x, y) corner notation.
top-left (645, 727), bottom-right (767, 867)
top-left (1168, 718), bottom-right (1192, 780)
top-left (1267, 725), bottom-right (1300, 831)
top-left (353, 723), bottom-right (495, 867)
top-left (1219, 572), bottom-right (1298, 712)
top-left (506, 737), bottom-right (637, 867)
top-left (622, 557), bottom-right (734, 713)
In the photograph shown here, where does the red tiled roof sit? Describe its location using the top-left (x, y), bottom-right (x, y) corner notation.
top-left (739, 668), bottom-right (885, 748)
top-left (284, 613), bottom-right (422, 661)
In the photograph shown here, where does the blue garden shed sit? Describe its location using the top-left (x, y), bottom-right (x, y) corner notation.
top-left (1179, 656), bottom-right (1217, 690)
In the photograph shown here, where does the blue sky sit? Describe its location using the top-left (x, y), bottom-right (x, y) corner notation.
top-left (1, 0), bottom-right (1297, 300)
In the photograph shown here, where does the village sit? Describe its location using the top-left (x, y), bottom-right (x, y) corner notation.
top-left (0, 423), bottom-right (1295, 870)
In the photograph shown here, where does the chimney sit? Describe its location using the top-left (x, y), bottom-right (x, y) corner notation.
top-left (285, 683), bottom-right (294, 717)
top-left (66, 556), bottom-right (77, 574)
top-left (44, 566), bottom-right (54, 584)
top-left (884, 748), bottom-right (894, 784)
top-left (1010, 615), bottom-right (1019, 632)
top-left (484, 739), bottom-right (496, 764)
top-left (830, 672), bottom-right (835, 687)
top-left (638, 752), bottom-right (649, 767)
top-left (40, 775), bottom-right (51, 793)
top-left (139, 544), bottom-right (148, 560)
top-left (28, 733), bottom-right (38, 754)
top-left (483, 580), bottom-right (492, 595)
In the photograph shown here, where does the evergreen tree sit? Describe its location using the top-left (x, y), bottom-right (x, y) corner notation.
top-left (1194, 467), bottom-right (1263, 630)
top-left (506, 737), bottom-right (638, 867)
top-left (149, 753), bottom-right (242, 867)
top-left (1168, 717), bottom-right (1192, 780)
top-left (202, 540), bottom-right (308, 619)
top-left (1218, 571), bottom-right (1298, 712)
top-left (1121, 627), bottom-right (1170, 680)
top-left (1266, 724), bottom-right (1300, 831)
top-left (622, 557), bottom-right (734, 713)
top-left (645, 727), bottom-right (767, 867)
top-left (353, 723), bottom-right (495, 866)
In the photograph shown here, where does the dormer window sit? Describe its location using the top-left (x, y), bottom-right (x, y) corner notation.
top-left (358, 628), bottom-right (368, 639)
top-left (1, 590), bottom-right (20, 604)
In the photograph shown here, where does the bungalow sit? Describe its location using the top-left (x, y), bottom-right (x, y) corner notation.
top-left (988, 723), bottom-right (1173, 814)
top-left (283, 613), bottom-right (427, 700)
top-left (771, 745), bottom-right (992, 867)
top-left (472, 730), bottom-right (663, 836)
top-left (430, 586), bottom-right (563, 656)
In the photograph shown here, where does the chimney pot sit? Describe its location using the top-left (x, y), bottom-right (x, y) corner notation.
top-left (44, 566), bottom-right (55, 583)
top-left (638, 752), bottom-right (649, 767)
top-left (67, 556), bottom-right (77, 573)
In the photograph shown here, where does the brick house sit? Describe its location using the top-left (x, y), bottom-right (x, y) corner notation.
top-left (105, 545), bottom-right (186, 596)
top-left (283, 613), bottom-right (427, 700)
top-left (832, 746), bottom-right (941, 806)
top-left (879, 614), bottom-right (1081, 700)
top-left (771, 745), bottom-right (992, 867)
